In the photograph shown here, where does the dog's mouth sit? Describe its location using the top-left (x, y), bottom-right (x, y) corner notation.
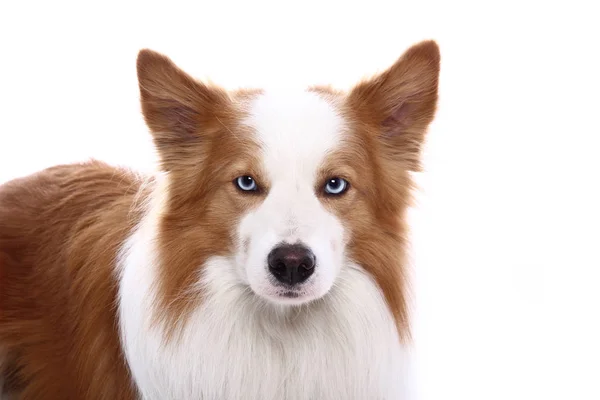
top-left (248, 269), bottom-right (333, 306)
top-left (273, 283), bottom-right (306, 299)
top-left (280, 290), bottom-right (301, 298)
top-left (255, 280), bottom-right (317, 305)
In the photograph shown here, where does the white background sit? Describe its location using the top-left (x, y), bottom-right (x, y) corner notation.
top-left (1, 1), bottom-right (599, 399)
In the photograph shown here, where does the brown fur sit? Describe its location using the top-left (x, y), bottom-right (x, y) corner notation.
top-left (0, 40), bottom-right (439, 398)
top-left (0, 162), bottom-right (144, 399)
top-left (136, 50), bottom-right (266, 334)
top-left (317, 40), bottom-right (440, 338)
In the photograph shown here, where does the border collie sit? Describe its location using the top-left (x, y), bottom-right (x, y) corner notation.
top-left (0, 40), bottom-right (440, 399)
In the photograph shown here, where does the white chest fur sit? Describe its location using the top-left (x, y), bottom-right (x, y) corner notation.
top-left (118, 224), bottom-right (409, 400)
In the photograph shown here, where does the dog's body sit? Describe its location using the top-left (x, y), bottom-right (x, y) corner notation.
top-left (0, 41), bottom-right (440, 399)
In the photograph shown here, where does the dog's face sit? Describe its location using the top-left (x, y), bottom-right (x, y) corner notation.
top-left (136, 41), bottom-right (440, 324)
top-left (236, 90), bottom-right (348, 304)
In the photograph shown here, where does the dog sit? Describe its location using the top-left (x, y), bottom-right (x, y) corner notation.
top-left (0, 40), bottom-right (440, 399)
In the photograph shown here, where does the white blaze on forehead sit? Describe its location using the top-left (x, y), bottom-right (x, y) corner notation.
top-left (243, 89), bottom-right (345, 180)
top-left (237, 89), bottom-right (348, 303)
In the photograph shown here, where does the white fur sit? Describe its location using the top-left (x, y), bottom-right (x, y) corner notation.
top-left (118, 90), bottom-right (409, 399)
top-left (238, 89), bottom-right (346, 304)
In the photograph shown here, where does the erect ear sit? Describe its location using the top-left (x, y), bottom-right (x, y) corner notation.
top-left (136, 49), bottom-right (232, 169)
top-left (346, 40), bottom-right (440, 171)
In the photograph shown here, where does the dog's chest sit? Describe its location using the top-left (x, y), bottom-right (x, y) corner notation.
top-left (119, 255), bottom-right (408, 400)
top-left (171, 315), bottom-right (402, 399)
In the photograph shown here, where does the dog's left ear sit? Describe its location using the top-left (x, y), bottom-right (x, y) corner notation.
top-left (347, 40), bottom-right (440, 171)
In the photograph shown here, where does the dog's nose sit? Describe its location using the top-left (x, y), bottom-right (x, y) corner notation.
top-left (267, 244), bottom-right (316, 285)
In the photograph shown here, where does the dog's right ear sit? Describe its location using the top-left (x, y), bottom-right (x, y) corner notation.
top-left (136, 49), bottom-right (232, 169)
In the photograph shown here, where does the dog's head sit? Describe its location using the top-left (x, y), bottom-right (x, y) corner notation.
top-left (137, 41), bottom-right (440, 329)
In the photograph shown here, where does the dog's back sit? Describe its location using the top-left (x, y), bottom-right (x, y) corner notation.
top-left (0, 161), bottom-right (143, 399)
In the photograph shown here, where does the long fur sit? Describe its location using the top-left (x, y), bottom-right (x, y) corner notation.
top-left (0, 40), bottom-right (440, 399)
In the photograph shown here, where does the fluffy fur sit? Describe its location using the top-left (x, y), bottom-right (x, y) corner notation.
top-left (0, 40), bottom-right (440, 399)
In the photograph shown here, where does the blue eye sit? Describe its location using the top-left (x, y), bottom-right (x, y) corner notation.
top-left (324, 178), bottom-right (348, 195)
top-left (235, 176), bottom-right (258, 192)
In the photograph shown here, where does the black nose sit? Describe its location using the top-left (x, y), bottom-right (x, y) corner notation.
top-left (267, 244), bottom-right (316, 285)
